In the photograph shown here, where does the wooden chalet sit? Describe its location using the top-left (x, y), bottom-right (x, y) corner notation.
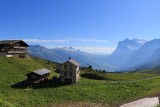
top-left (26, 68), bottom-right (51, 84)
top-left (0, 40), bottom-right (29, 58)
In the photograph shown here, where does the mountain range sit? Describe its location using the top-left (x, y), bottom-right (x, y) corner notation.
top-left (29, 38), bottom-right (160, 72)
top-left (123, 39), bottom-right (160, 71)
top-left (29, 45), bottom-right (116, 71)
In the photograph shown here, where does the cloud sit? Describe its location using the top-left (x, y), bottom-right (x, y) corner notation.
top-left (77, 39), bottom-right (108, 43)
top-left (75, 46), bottom-right (115, 54)
top-left (23, 39), bottom-right (69, 43)
top-left (22, 39), bottom-right (113, 54)
top-left (22, 38), bottom-right (108, 43)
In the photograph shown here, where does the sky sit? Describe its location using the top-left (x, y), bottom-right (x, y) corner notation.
top-left (0, 0), bottom-right (160, 54)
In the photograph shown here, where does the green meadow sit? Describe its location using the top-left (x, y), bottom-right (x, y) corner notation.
top-left (0, 56), bottom-right (160, 107)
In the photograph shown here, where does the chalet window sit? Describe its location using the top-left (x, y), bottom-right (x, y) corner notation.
top-left (1, 49), bottom-right (5, 51)
top-left (64, 65), bottom-right (67, 69)
top-left (70, 72), bottom-right (72, 76)
top-left (69, 65), bottom-right (72, 70)
top-left (64, 71), bottom-right (67, 76)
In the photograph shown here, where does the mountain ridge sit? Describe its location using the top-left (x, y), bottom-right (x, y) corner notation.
top-left (106, 38), bottom-right (146, 68)
top-left (29, 45), bottom-right (117, 71)
top-left (29, 38), bottom-right (160, 72)
top-left (121, 39), bottom-right (160, 71)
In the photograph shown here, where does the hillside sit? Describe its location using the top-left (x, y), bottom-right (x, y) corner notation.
top-left (133, 67), bottom-right (160, 74)
top-left (1, 56), bottom-right (160, 107)
top-left (0, 56), bottom-right (57, 87)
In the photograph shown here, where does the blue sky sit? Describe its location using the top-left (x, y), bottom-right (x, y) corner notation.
top-left (0, 0), bottom-right (160, 54)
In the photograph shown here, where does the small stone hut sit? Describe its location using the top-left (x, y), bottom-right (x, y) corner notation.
top-left (59, 58), bottom-right (80, 84)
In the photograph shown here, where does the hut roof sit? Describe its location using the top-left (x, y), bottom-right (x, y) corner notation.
top-left (0, 40), bottom-right (29, 46)
top-left (33, 68), bottom-right (51, 75)
top-left (68, 59), bottom-right (80, 67)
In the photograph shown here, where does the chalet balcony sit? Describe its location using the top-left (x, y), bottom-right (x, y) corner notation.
top-left (13, 46), bottom-right (27, 49)
top-left (8, 50), bottom-right (28, 54)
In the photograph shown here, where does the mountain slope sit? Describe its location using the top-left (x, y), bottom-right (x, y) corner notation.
top-left (106, 38), bottom-right (146, 68)
top-left (132, 46), bottom-right (160, 70)
top-left (121, 39), bottom-right (160, 71)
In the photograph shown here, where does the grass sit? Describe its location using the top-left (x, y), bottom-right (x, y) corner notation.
top-left (135, 68), bottom-right (160, 74)
top-left (81, 69), bottom-right (156, 81)
top-left (45, 102), bottom-right (108, 107)
top-left (0, 99), bottom-right (15, 107)
top-left (1, 56), bottom-right (160, 107)
top-left (102, 72), bottom-right (157, 81)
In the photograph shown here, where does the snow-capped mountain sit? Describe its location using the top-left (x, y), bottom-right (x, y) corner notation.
top-left (121, 39), bottom-right (160, 71)
top-left (117, 38), bottom-right (146, 50)
top-left (54, 47), bottom-right (78, 51)
top-left (28, 38), bottom-right (160, 72)
top-left (29, 45), bottom-right (116, 71)
top-left (106, 38), bottom-right (146, 68)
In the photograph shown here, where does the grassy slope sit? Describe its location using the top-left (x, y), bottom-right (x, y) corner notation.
top-left (81, 69), bottom-right (156, 81)
top-left (103, 73), bottom-right (157, 81)
top-left (135, 68), bottom-right (160, 74)
top-left (0, 56), bottom-right (57, 107)
top-left (1, 57), bottom-right (160, 107)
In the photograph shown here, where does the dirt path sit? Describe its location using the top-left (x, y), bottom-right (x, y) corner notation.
top-left (120, 97), bottom-right (159, 107)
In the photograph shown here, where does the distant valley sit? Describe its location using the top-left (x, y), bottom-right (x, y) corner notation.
top-left (29, 38), bottom-right (160, 72)
top-left (29, 45), bottom-right (116, 71)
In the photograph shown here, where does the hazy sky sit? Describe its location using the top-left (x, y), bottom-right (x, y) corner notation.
top-left (0, 0), bottom-right (160, 54)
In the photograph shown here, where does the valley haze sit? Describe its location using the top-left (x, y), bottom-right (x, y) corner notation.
top-left (29, 38), bottom-right (160, 72)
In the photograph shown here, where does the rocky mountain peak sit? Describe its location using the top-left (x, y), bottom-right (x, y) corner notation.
top-left (117, 38), bottom-right (146, 50)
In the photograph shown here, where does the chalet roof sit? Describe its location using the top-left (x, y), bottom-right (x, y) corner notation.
top-left (33, 68), bottom-right (51, 75)
top-left (67, 59), bottom-right (80, 67)
top-left (0, 40), bottom-right (29, 46)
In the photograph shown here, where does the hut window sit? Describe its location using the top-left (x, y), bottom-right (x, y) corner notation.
top-left (70, 72), bottom-right (72, 76)
top-left (31, 75), bottom-right (37, 79)
top-left (69, 65), bottom-right (72, 70)
top-left (64, 65), bottom-right (67, 69)
top-left (1, 49), bottom-right (5, 51)
top-left (64, 71), bottom-right (67, 76)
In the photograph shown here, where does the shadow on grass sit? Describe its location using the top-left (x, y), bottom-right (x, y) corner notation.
top-left (81, 73), bottom-right (106, 80)
top-left (11, 79), bottom-right (68, 89)
top-left (11, 80), bottom-right (30, 89)
top-left (33, 79), bottom-right (68, 89)
top-left (81, 72), bottom-right (114, 81)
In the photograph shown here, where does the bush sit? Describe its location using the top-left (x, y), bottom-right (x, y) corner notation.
top-left (81, 73), bottom-right (106, 80)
